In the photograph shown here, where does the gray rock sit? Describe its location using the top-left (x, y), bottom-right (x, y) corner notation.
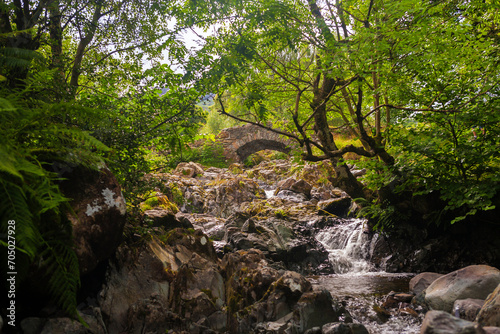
top-left (425, 265), bottom-right (500, 312)
top-left (290, 179), bottom-right (312, 197)
top-left (477, 283), bottom-right (500, 327)
top-left (410, 272), bottom-right (444, 296)
top-left (420, 310), bottom-right (483, 334)
top-left (294, 289), bottom-right (341, 332)
top-left (453, 299), bottom-right (485, 321)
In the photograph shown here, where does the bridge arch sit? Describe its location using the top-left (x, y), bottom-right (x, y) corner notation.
top-left (217, 124), bottom-right (297, 163)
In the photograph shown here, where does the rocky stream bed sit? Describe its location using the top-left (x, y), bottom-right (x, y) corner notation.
top-left (7, 159), bottom-right (500, 334)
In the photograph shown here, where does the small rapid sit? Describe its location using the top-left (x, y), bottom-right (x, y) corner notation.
top-left (315, 218), bottom-right (373, 274)
top-left (313, 218), bottom-right (423, 333)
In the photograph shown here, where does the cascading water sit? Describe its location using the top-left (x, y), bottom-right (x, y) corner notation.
top-left (313, 218), bottom-right (423, 334)
top-left (315, 218), bottom-right (374, 274)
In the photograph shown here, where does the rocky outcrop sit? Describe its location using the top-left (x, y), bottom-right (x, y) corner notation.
top-left (59, 166), bottom-right (127, 275)
top-left (424, 265), bottom-right (500, 313)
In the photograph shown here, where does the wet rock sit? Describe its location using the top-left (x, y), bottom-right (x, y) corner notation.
top-left (420, 310), bottom-right (484, 334)
top-left (425, 265), bottom-right (500, 313)
top-left (322, 322), bottom-right (370, 334)
top-left (394, 293), bottom-right (414, 302)
top-left (293, 289), bottom-right (341, 332)
top-left (410, 272), bottom-right (444, 296)
top-left (59, 166), bottom-right (126, 275)
top-left (453, 299), bottom-right (485, 321)
top-left (276, 189), bottom-right (309, 202)
top-left (318, 197), bottom-right (352, 217)
top-left (477, 283), bottom-right (500, 327)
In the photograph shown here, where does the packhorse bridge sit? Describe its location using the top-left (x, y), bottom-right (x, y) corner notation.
top-left (216, 124), bottom-right (297, 163)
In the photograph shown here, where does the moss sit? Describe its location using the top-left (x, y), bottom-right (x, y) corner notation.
top-left (274, 208), bottom-right (289, 219)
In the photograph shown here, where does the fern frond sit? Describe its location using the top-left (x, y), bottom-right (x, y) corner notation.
top-left (0, 180), bottom-right (40, 259)
top-left (39, 237), bottom-right (80, 317)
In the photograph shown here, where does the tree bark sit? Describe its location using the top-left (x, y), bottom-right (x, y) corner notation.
top-left (69, 0), bottom-right (103, 89)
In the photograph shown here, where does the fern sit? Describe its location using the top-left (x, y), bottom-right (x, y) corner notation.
top-left (0, 87), bottom-right (109, 318)
top-left (39, 237), bottom-right (81, 318)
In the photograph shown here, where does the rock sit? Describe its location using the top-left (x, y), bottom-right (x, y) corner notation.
top-left (420, 310), bottom-right (484, 334)
top-left (477, 283), bottom-right (500, 327)
top-left (290, 179), bottom-right (312, 197)
top-left (293, 289), bottom-right (341, 332)
top-left (174, 161), bottom-right (204, 178)
top-left (322, 322), bottom-right (370, 334)
top-left (484, 327), bottom-right (500, 334)
top-left (276, 189), bottom-right (309, 202)
top-left (144, 209), bottom-right (193, 230)
top-left (453, 299), bottom-right (485, 321)
top-left (20, 317), bottom-right (46, 334)
top-left (410, 272), bottom-right (444, 295)
top-left (59, 166), bottom-right (126, 275)
top-left (99, 228), bottom-right (220, 333)
top-left (98, 241), bottom-right (171, 334)
top-left (424, 265), bottom-right (500, 312)
top-left (317, 197), bottom-right (352, 217)
top-left (206, 176), bottom-right (266, 217)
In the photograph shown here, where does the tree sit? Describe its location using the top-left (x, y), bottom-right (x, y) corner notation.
top-left (182, 0), bottom-right (500, 226)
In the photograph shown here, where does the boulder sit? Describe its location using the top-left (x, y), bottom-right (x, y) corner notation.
top-left (174, 161), bottom-right (204, 178)
top-left (99, 228), bottom-right (220, 333)
top-left (98, 242), bottom-right (171, 334)
top-left (477, 284), bottom-right (500, 327)
top-left (59, 166), bottom-right (126, 275)
top-left (143, 209), bottom-right (193, 230)
top-left (318, 197), bottom-right (352, 217)
top-left (420, 310), bottom-right (483, 334)
top-left (425, 265), bottom-right (500, 312)
top-left (453, 299), bottom-right (485, 321)
top-left (290, 179), bottom-right (313, 197)
top-left (293, 289), bottom-right (341, 332)
top-left (410, 272), bottom-right (444, 296)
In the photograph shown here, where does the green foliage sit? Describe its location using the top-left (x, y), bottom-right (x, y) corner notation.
top-left (163, 138), bottom-right (228, 170)
top-left (0, 91), bottom-right (107, 318)
top-left (355, 199), bottom-right (409, 232)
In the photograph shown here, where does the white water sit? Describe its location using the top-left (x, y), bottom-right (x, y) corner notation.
top-left (315, 218), bottom-right (374, 274)
top-left (265, 189), bottom-right (275, 198)
top-left (313, 218), bottom-right (423, 334)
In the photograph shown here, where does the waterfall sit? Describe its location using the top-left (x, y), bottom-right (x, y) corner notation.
top-left (315, 218), bottom-right (374, 274)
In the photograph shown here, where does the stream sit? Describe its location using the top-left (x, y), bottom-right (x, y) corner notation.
top-left (312, 218), bottom-right (423, 333)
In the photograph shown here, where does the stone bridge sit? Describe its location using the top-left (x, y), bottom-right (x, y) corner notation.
top-left (217, 124), bottom-right (297, 163)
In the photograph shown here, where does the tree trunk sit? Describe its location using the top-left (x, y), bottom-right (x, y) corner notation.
top-left (70, 0), bottom-right (103, 89)
top-left (310, 76), bottom-right (367, 199)
top-left (49, 0), bottom-right (66, 99)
